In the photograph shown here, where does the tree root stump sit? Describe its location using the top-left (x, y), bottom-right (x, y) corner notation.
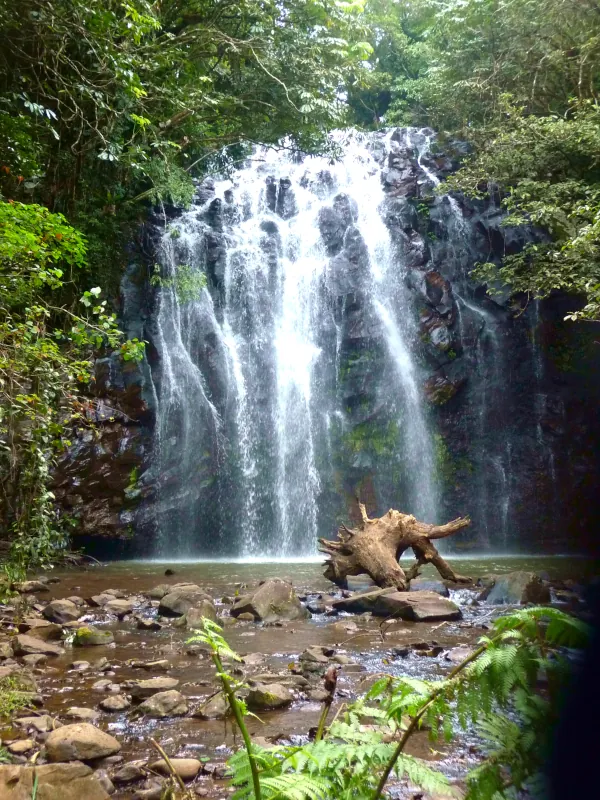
top-left (319, 503), bottom-right (471, 591)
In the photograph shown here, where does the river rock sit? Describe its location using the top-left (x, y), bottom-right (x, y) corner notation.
top-left (479, 572), bottom-right (551, 605)
top-left (22, 653), bottom-right (47, 667)
top-left (135, 617), bottom-right (162, 631)
top-left (65, 707), bottom-right (101, 722)
top-left (147, 584), bottom-right (171, 599)
top-left (105, 598), bottom-right (135, 617)
top-left (14, 634), bottom-right (65, 657)
top-left (158, 585), bottom-right (212, 617)
top-left (18, 619), bottom-right (63, 641)
top-left (138, 689), bottom-right (188, 717)
top-left (0, 640), bottom-right (13, 658)
top-left (247, 682), bottom-right (292, 710)
top-left (0, 762), bottom-right (110, 800)
top-left (113, 762), bottom-right (145, 783)
top-left (231, 579), bottom-right (309, 623)
top-left (16, 715), bottom-right (62, 733)
top-left (89, 594), bottom-right (116, 607)
top-left (8, 739), bottom-right (34, 754)
top-left (73, 627), bottom-right (115, 647)
top-left (409, 579), bottom-right (450, 597)
top-left (14, 580), bottom-right (49, 594)
top-left (130, 677), bottom-right (179, 699)
top-left (149, 758), bottom-right (201, 781)
top-left (332, 588), bottom-right (461, 621)
top-left (193, 691), bottom-right (230, 720)
top-left (43, 599), bottom-right (81, 624)
top-left (45, 723), bottom-right (121, 762)
top-left (181, 600), bottom-right (218, 627)
top-left (99, 694), bottom-right (130, 712)
top-left (445, 647), bottom-right (475, 664)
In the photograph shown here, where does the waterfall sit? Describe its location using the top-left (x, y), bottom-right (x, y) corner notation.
top-left (149, 131), bottom-right (440, 556)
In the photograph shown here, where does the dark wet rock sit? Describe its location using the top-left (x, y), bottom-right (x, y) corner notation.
top-left (237, 612), bottom-right (255, 621)
top-left (0, 762), bottom-right (111, 800)
top-left (149, 758), bottom-right (201, 781)
top-left (332, 588), bottom-right (462, 621)
top-left (479, 572), bottom-right (551, 605)
top-left (158, 585), bottom-right (213, 617)
top-left (73, 627), bottom-right (115, 647)
top-left (391, 647), bottom-right (410, 658)
top-left (231, 579), bottom-right (309, 623)
top-left (14, 634), bottom-right (65, 657)
top-left (99, 694), bottom-right (131, 712)
top-left (43, 600), bottom-right (81, 624)
top-left (306, 601), bottom-right (327, 614)
top-left (138, 689), bottom-right (188, 717)
top-left (46, 723), bottom-right (121, 762)
top-left (113, 762), bottom-right (145, 783)
top-left (130, 677), bottom-right (179, 700)
top-left (409, 579), bottom-right (450, 597)
top-left (135, 616), bottom-right (162, 631)
top-left (193, 691), bottom-right (230, 720)
top-left (65, 707), bottom-right (101, 722)
top-left (247, 682), bottom-right (292, 710)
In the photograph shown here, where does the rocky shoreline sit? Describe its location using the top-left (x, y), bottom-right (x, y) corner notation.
top-left (0, 567), bottom-right (585, 799)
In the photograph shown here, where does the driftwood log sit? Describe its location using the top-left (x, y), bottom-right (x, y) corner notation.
top-left (319, 503), bottom-right (471, 590)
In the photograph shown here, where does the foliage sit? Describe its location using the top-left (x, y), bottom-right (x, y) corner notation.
top-left (187, 608), bottom-right (588, 800)
top-left (0, 674), bottom-right (35, 718)
top-left (0, 201), bottom-right (143, 577)
top-left (352, 0), bottom-right (600, 318)
top-left (151, 263), bottom-right (207, 305)
top-left (0, 0), bottom-right (371, 282)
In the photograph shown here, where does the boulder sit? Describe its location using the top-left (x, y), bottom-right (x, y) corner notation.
top-left (130, 677), bottom-right (179, 700)
top-left (8, 739), bottom-right (34, 755)
top-left (332, 589), bottom-right (461, 621)
top-left (231, 579), bottom-right (309, 623)
top-left (0, 762), bottom-right (110, 800)
top-left (45, 723), bottom-right (121, 762)
top-left (479, 572), bottom-right (551, 605)
top-left (73, 627), bottom-right (115, 647)
top-left (89, 594), bottom-right (115, 607)
top-left (99, 694), bottom-right (130, 712)
top-left (146, 584), bottom-right (171, 599)
top-left (149, 758), bottom-right (201, 781)
top-left (22, 653), bottom-right (47, 667)
top-left (444, 647), bottom-right (475, 665)
top-left (193, 692), bottom-right (230, 720)
top-left (14, 635), bottom-right (65, 657)
top-left (247, 682), bottom-right (292, 710)
top-left (138, 689), bottom-right (188, 717)
top-left (158, 585), bottom-right (212, 617)
top-left (43, 600), bottom-right (81, 624)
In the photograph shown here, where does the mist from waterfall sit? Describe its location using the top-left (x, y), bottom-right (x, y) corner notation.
top-left (149, 131), bottom-right (440, 556)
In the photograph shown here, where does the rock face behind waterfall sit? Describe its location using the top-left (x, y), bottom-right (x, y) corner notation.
top-left (59, 129), bottom-right (600, 556)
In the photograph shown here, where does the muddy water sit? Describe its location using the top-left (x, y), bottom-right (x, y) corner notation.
top-left (2, 557), bottom-right (592, 798)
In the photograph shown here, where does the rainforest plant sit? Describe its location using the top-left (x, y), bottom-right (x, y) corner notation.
top-left (189, 607), bottom-right (589, 800)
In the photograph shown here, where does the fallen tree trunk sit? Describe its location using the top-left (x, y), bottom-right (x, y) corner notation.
top-left (319, 503), bottom-right (471, 590)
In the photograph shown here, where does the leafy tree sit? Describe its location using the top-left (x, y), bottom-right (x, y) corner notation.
top-left (352, 0), bottom-right (600, 318)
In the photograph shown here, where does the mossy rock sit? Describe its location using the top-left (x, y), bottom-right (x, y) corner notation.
top-left (73, 626), bottom-right (114, 647)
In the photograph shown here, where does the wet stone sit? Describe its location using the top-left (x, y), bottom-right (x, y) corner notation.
top-left (45, 722), bottom-right (121, 762)
top-left (149, 758), bottom-right (201, 781)
top-left (138, 689), bottom-right (188, 717)
top-left (65, 707), bottom-right (101, 722)
top-left (129, 677), bottom-right (179, 699)
top-left (99, 694), bottom-right (131, 712)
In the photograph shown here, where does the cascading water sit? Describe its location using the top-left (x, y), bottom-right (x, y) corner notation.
top-left (149, 131), bottom-right (440, 557)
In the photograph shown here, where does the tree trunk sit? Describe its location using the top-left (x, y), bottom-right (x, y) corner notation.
top-left (318, 503), bottom-right (471, 590)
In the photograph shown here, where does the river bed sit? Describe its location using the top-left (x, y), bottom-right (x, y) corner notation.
top-left (0, 556), bottom-right (593, 798)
